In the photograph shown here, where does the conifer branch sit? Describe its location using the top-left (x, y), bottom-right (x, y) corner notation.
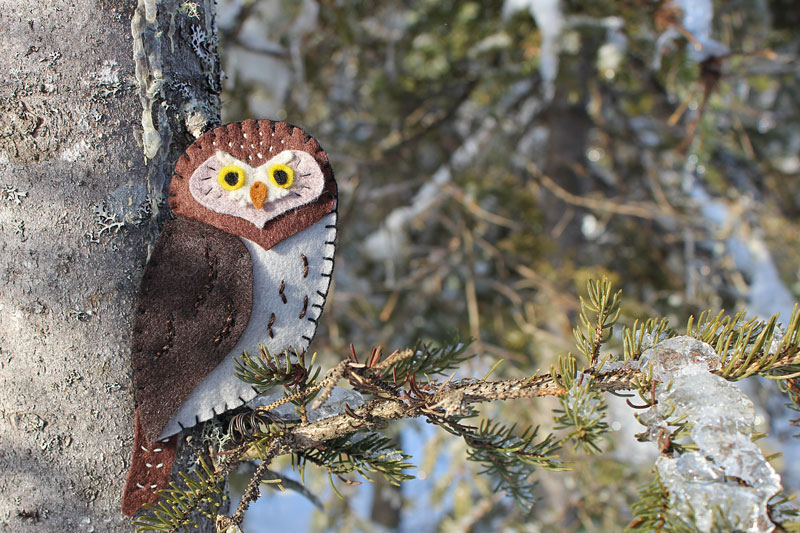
top-left (132, 457), bottom-right (229, 533)
top-left (135, 280), bottom-right (800, 531)
top-left (440, 419), bottom-right (567, 512)
top-left (215, 436), bottom-right (285, 531)
top-left (573, 278), bottom-right (621, 367)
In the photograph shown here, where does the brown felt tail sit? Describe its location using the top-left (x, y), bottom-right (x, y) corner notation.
top-left (122, 409), bottom-right (179, 517)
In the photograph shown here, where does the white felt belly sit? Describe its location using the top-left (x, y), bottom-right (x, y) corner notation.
top-left (160, 211), bottom-right (337, 439)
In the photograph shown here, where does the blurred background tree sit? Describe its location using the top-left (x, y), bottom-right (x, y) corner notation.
top-left (213, 0), bottom-right (800, 530)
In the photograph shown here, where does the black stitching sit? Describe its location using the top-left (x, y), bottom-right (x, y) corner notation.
top-left (307, 317), bottom-right (318, 324)
top-left (301, 335), bottom-right (312, 342)
top-left (316, 290), bottom-right (326, 298)
top-left (311, 303), bottom-right (324, 309)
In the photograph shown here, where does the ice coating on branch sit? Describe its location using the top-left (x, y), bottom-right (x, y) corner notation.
top-left (248, 387), bottom-right (365, 422)
top-left (308, 388), bottom-right (365, 422)
top-left (639, 336), bottom-right (720, 381)
top-left (596, 359), bottom-right (639, 374)
top-left (639, 336), bottom-right (782, 532)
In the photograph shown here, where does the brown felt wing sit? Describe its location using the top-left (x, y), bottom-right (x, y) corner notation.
top-left (131, 217), bottom-right (253, 444)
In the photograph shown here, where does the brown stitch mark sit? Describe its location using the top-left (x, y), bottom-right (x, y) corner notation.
top-left (153, 318), bottom-right (175, 358)
top-left (268, 313), bottom-right (276, 338)
top-left (193, 246), bottom-right (215, 310)
top-left (299, 296), bottom-right (308, 319)
top-left (279, 280), bottom-right (287, 304)
top-left (213, 302), bottom-right (235, 344)
top-left (301, 254), bottom-right (309, 278)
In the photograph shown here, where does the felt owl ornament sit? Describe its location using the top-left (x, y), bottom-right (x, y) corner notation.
top-left (121, 120), bottom-right (337, 516)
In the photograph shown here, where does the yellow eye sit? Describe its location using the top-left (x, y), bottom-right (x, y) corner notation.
top-left (268, 163), bottom-right (294, 189)
top-left (218, 165), bottom-right (246, 191)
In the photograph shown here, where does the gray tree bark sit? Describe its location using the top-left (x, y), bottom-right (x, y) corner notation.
top-left (0, 1), bottom-right (220, 530)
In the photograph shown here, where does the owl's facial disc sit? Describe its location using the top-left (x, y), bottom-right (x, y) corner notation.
top-left (188, 150), bottom-right (326, 228)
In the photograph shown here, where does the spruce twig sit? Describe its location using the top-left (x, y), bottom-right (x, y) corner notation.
top-left (135, 280), bottom-right (800, 531)
top-left (215, 436), bottom-right (285, 530)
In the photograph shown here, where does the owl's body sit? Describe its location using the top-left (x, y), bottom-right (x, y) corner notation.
top-left (122, 120), bottom-right (337, 516)
top-left (161, 211), bottom-right (336, 438)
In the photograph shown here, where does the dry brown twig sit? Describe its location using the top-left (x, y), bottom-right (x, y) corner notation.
top-left (526, 160), bottom-right (665, 220)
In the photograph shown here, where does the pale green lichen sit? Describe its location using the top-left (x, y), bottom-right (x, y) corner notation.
top-left (131, 1), bottom-right (163, 160)
top-left (179, 1), bottom-right (200, 18)
top-left (182, 97), bottom-right (214, 139)
top-left (1, 185), bottom-right (27, 206)
top-left (86, 201), bottom-right (126, 244)
top-left (131, 0), bottom-right (173, 215)
top-left (182, 0), bottom-right (221, 136)
top-left (92, 202), bottom-right (124, 237)
top-left (143, 0), bottom-right (158, 23)
top-left (13, 219), bottom-right (26, 242)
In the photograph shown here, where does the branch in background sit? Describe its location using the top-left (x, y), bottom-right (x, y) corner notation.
top-left (526, 159), bottom-right (663, 220)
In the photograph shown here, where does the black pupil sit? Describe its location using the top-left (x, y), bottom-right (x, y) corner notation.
top-left (273, 169), bottom-right (288, 185)
top-left (224, 172), bottom-right (239, 186)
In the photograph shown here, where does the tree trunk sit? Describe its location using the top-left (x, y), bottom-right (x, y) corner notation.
top-left (0, 1), bottom-right (220, 530)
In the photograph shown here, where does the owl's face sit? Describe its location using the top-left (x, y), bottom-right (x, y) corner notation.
top-left (188, 149), bottom-right (325, 228)
top-left (169, 119), bottom-right (337, 252)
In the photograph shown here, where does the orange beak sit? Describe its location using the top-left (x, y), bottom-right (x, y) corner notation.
top-left (250, 181), bottom-right (267, 210)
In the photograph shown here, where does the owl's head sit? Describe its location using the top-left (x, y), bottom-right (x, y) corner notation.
top-left (169, 120), bottom-right (337, 251)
